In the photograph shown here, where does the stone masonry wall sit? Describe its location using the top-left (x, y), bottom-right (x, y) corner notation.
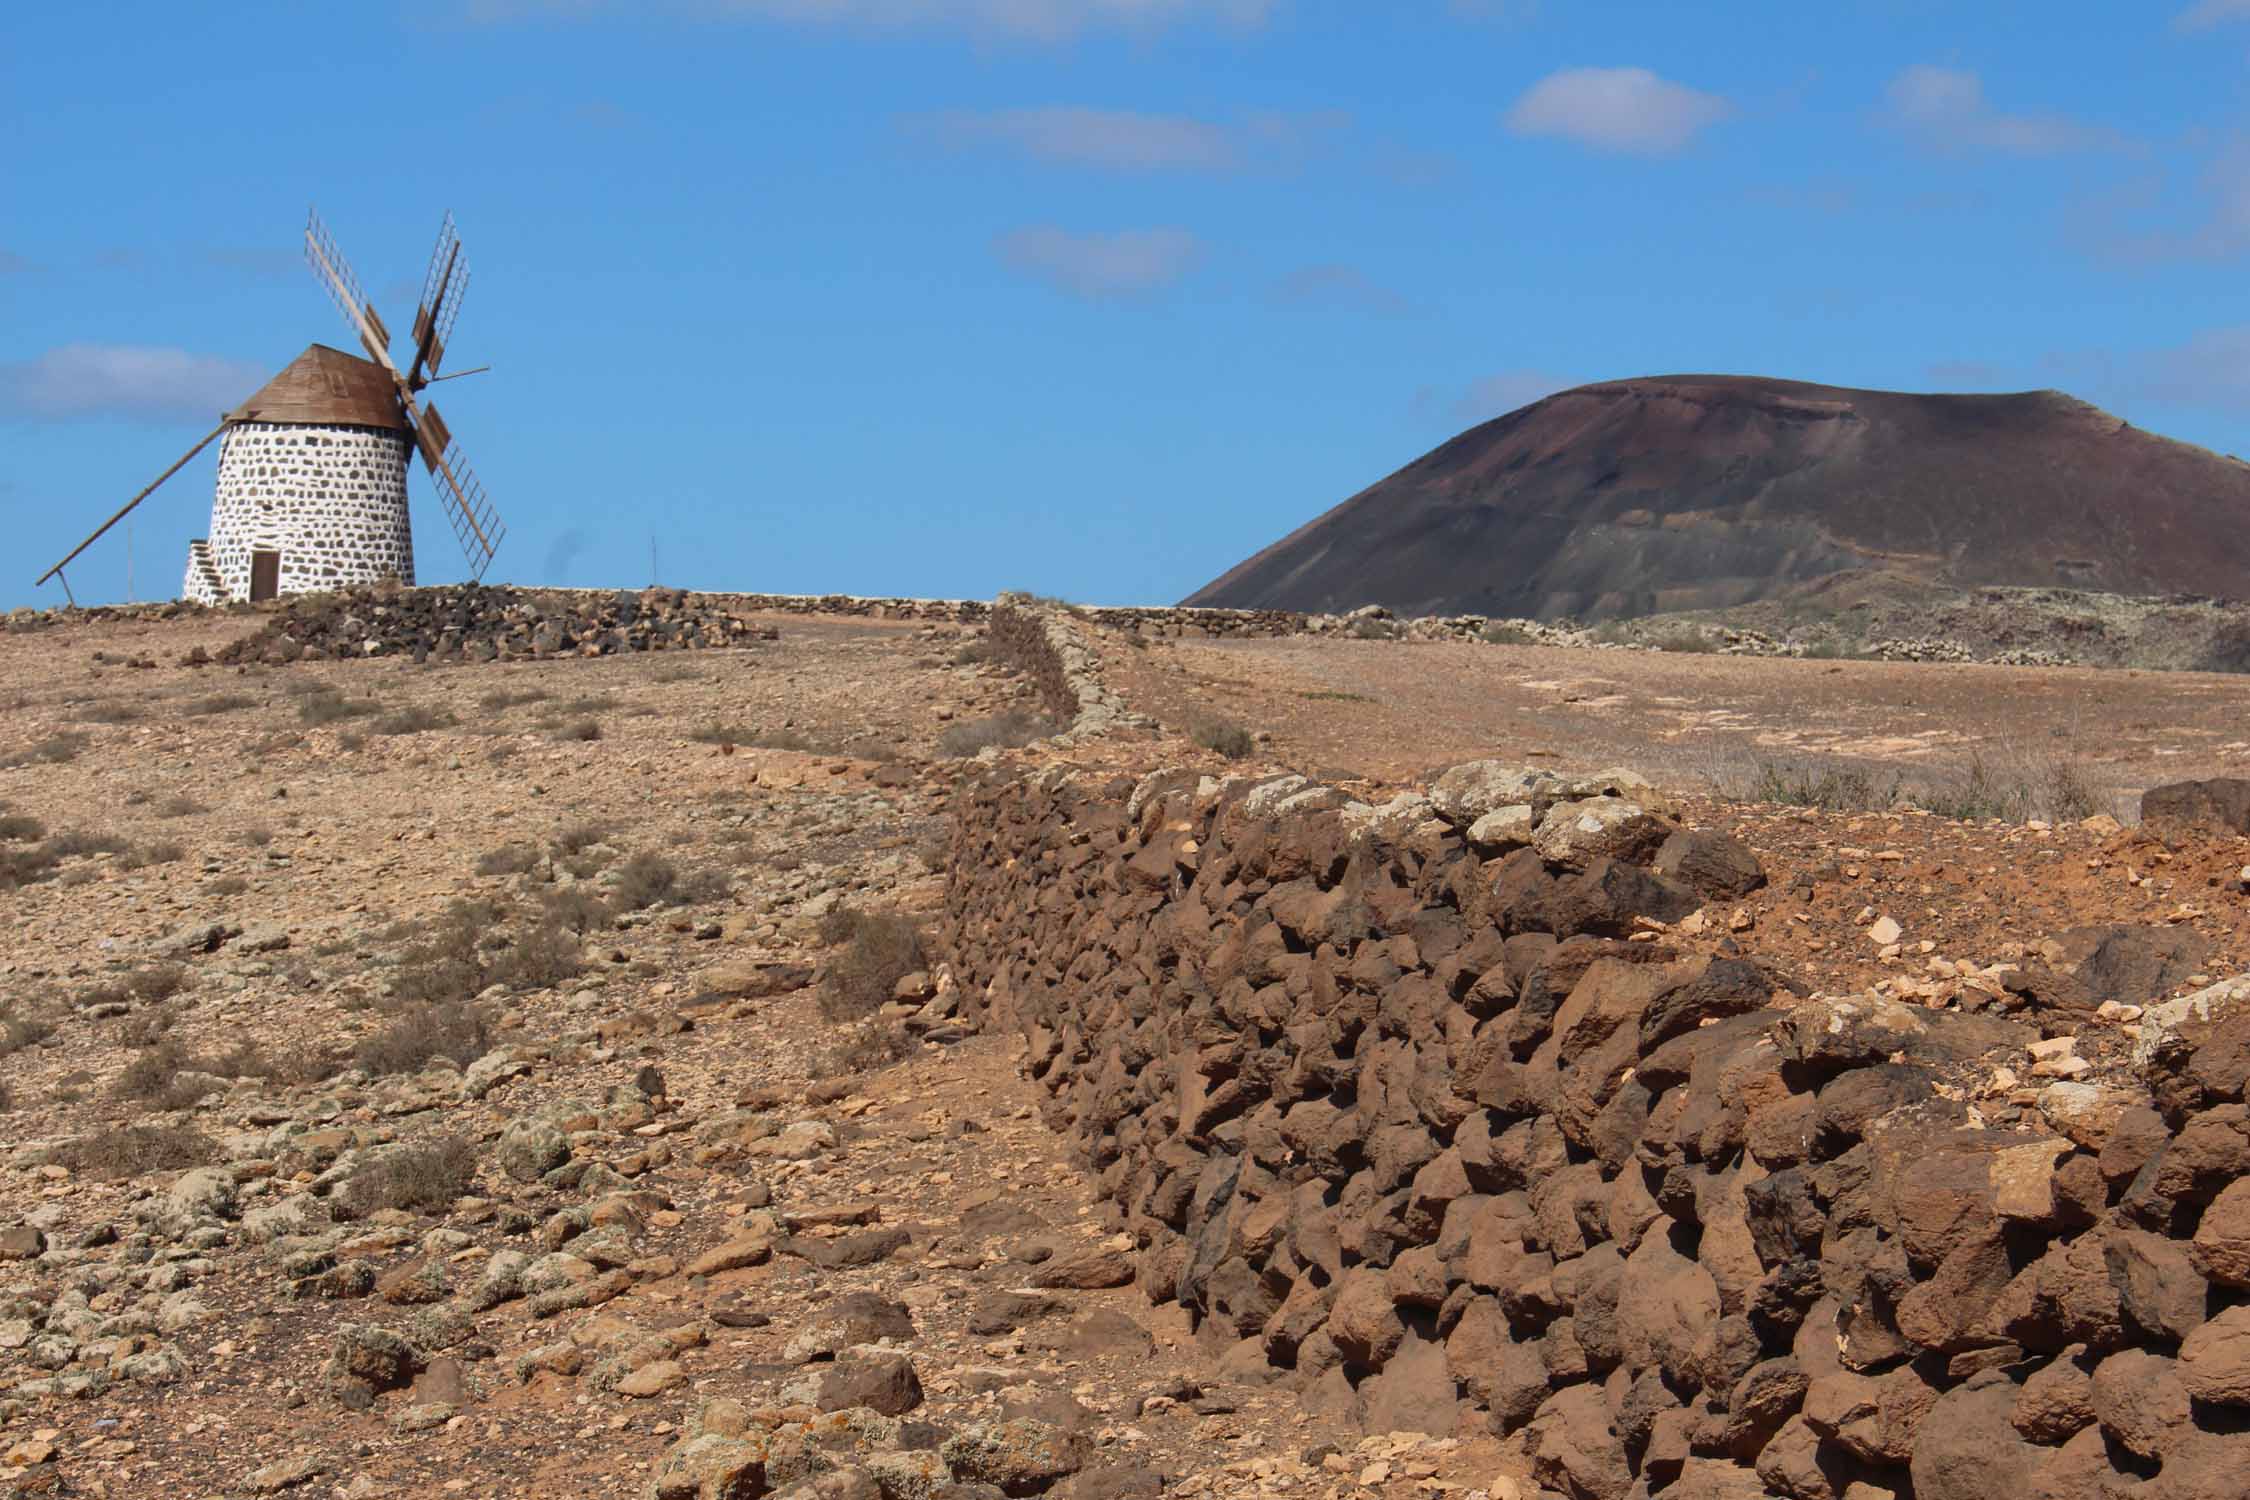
top-left (200, 421), bottom-right (415, 602)
top-left (985, 596), bottom-right (1156, 742)
top-left (941, 763), bottom-right (2250, 1499)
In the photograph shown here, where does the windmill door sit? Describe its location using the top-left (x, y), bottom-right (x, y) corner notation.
top-left (249, 551), bottom-right (280, 602)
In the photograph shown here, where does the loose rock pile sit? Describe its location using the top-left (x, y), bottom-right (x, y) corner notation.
top-left (941, 759), bottom-right (2250, 1498)
top-left (200, 585), bottom-right (785, 666)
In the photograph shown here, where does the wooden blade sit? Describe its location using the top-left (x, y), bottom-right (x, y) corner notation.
top-left (408, 213), bottom-right (468, 388)
top-left (411, 400), bottom-right (503, 578)
top-left (304, 207), bottom-right (402, 381)
top-left (415, 402), bottom-right (454, 474)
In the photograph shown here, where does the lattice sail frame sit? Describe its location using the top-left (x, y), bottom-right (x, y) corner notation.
top-left (418, 405), bottom-right (505, 581)
top-left (411, 212), bottom-right (469, 381)
top-left (305, 206), bottom-right (503, 580)
top-left (304, 208), bottom-right (392, 365)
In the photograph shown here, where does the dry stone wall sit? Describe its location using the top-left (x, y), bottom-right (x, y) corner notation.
top-left (941, 763), bottom-right (2250, 1499)
top-left (987, 595), bottom-right (1152, 740)
top-left (199, 584), bottom-right (788, 666)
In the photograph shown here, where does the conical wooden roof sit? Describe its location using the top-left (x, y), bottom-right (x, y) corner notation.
top-left (225, 343), bottom-right (404, 430)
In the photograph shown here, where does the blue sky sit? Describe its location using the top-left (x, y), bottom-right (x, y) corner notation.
top-left (5, 0), bottom-right (2248, 609)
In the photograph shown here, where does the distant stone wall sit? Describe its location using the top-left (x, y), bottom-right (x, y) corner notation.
top-left (202, 584), bottom-right (790, 665)
top-left (203, 422), bottom-right (414, 602)
top-left (942, 761), bottom-right (2250, 1496)
top-left (984, 596), bottom-right (1154, 740)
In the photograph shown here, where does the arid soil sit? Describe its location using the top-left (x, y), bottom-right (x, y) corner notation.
top-left (1100, 631), bottom-right (2250, 810)
top-left (0, 613), bottom-right (1499, 1499)
top-left (4, 601), bottom-right (2250, 1499)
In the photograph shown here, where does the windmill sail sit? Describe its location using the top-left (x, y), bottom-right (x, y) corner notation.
top-left (409, 212), bottom-right (468, 387)
top-left (411, 400), bottom-right (504, 579)
top-left (304, 208), bottom-right (397, 377)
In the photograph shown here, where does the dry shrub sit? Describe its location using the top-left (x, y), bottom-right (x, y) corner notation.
top-left (47, 1124), bottom-right (218, 1180)
top-left (549, 719), bottom-right (603, 742)
top-left (0, 845), bottom-right (62, 891)
top-left (475, 844), bottom-right (541, 877)
top-left (338, 1135), bottom-right (478, 1217)
top-left (208, 874), bottom-right (249, 897)
top-left (555, 823), bottom-right (613, 857)
top-left (154, 795), bottom-right (208, 819)
top-left (1746, 762), bottom-right (1904, 814)
top-left (2044, 760), bottom-right (2105, 822)
top-left (496, 919), bottom-right (584, 991)
top-left (0, 1014), bottom-right (55, 1058)
top-left (298, 691), bottom-right (378, 725)
top-left (1192, 720), bottom-right (1255, 760)
top-left (112, 1040), bottom-right (216, 1110)
top-left (819, 1019), bottom-right (914, 1078)
top-left (183, 693), bottom-right (258, 717)
top-left (47, 829), bottom-right (130, 859)
top-left (73, 700), bottom-right (142, 724)
top-left (373, 704), bottom-right (456, 736)
top-left (537, 886), bottom-right (613, 936)
top-left (816, 909), bottom-right (926, 1022)
top-left (387, 901), bottom-right (499, 1006)
top-left (0, 814), bottom-right (47, 842)
top-left (119, 840), bottom-right (186, 869)
top-left (1913, 755), bottom-right (2035, 824)
top-left (78, 964), bottom-right (187, 1010)
top-left (936, 711), bottom-right (1053, 758)
top-left (612, 851), bottom-right (679, 910)
top-left (354, 1003), bottom-right (491, 1077)
top-left (1, 732), bottom-right (89, 768)
top-left (477, 687), bottom-right (549, 711)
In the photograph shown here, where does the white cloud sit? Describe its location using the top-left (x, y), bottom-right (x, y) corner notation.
top-left (1504, 67), bottom-right (1730, 155)
top-left (992, 226), bottom-right (1202, 296)
top-left (2138, 326), bottom-right (2250, 415)
top-left (460, 0), bottom-right (1275, 40)
top-left (2086, 136), bottom-right (2250, 263)
top-left (0, 344), bottom-right (265, 423)
top-left (1274, 264), bottom-right (1411, 316)
top-left (1883, 64), bottom-right (2122, 154)
top-left (2176, 0), bottom-right (2250, 28)
top-left (1451, 370), bottom-right (1574, 423)
top-left (915, 108), bottom-right (1242, 171)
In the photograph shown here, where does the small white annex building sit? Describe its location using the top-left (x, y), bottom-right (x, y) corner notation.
top-left (182, 344), bottom-right (415, 604)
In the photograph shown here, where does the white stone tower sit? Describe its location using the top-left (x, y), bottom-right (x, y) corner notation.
top-left (182, 345), bottom-right (415, 604)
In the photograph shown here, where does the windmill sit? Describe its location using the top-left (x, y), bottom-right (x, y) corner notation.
top-left (36, 209), bottom-right (504, 605)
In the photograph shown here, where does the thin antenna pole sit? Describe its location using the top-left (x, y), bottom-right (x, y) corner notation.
top-left (126, 519), bottom-right (134, 603)
top-left (650, 535), bottom-right (659, 588)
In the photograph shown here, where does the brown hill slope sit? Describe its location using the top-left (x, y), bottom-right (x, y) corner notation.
top-left (1185, 374), bottom-right (2250, 620)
